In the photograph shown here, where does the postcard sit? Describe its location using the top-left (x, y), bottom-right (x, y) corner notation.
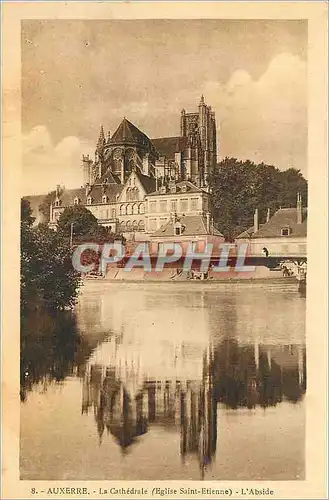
top-left (1, 2), bottom-right (328, 499)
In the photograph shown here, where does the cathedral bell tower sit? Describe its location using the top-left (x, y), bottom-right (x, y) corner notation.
top-left (179, 96), bottom-right (217, 186)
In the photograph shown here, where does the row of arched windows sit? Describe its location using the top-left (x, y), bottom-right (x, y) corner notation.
top-left (120, 220), bottom-right (145, 232)
top-left (120, 203), bottom-right (144, 215)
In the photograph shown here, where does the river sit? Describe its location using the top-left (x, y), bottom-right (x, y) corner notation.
top-left (20, 282), bottom-right (306, 481)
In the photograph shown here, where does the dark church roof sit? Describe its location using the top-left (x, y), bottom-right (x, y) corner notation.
top-left (109, 118), bottom-right (157, 155)
top-left (98, 170), bottom-right (122, 185)
top-left (134, 169), bottom-right (157, 194)
top-left (54, 184), bottom-right (123, 206)
top-left (236, 208), bottom-right (307, 239)
top-left (151, 136), bottom-right (188, 160)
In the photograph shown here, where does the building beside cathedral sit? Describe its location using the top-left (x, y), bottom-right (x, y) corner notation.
top-left (235, 194), bottom-right (307, 258)
top-left (45, 96), bottom-right (221, 240)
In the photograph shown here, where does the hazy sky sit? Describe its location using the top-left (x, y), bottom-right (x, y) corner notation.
top-left (22, 19), bottom-right (307, 195)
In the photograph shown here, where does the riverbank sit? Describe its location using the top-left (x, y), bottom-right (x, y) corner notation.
top-left (84, 265), bottom-right (299, 284)
top-left (82, 277), bottom-right (300, 290)
top-left (91, 277), bottom-right (298, 285)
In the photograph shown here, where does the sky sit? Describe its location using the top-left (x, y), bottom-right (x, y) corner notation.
top-left (21, 19), bottom-right (307, 195)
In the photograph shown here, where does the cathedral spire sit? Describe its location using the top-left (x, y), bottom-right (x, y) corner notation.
top-left (199, 94), bottom-right (205, 105)
top-left (96, 125), bottom-right (106, 153)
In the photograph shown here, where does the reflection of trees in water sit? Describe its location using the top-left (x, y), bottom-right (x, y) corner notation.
top-left (213, 340), bottom-right (306, 408)
top-left (21, 311), bottom-right (306, 477)
top-left (20, 310), bottom-right (100, 402)
top-left (81, 339), bottom-right (306, 478)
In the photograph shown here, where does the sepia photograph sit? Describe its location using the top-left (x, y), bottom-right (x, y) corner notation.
top-left (19, 16), bottom-right (308, 481)
top-left (1, 2), bottom-right (328, 499)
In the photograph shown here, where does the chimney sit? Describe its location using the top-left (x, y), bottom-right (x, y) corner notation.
top-left (253, 208), bottom-right (259, 233)
top-left (206, 212), bottom-right (211, 233)
top-left (297, 192), bottom-right (302, 224)
top-left (266, 208), bottom-right (271, 223)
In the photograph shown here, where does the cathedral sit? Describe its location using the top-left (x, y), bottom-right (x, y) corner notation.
top-left (45, 96), bottom-right (221, 240)
top-left (82, 94), bottom-right (217, 188)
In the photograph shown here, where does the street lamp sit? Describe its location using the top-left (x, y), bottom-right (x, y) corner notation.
top-left (70, 222), bottom-right (75, 248)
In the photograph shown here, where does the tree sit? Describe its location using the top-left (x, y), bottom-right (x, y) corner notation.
top-left (39, 190), bottom-right (56, 223)
top-left (57, 205), bottom-right (125, 245)
top-left (21, 198), bottom-right (35, 227)
top-left (21, 200), bottom-right (81, 313)
top-left (21, 200), bottom-right (39, 310)
top-left (57, 205), bottom-right (100, 237)
top-left (210, 158), bottom-right (308, 240)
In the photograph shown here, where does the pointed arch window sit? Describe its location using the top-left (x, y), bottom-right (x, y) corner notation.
top-left (74, 197), bottom-right (80, 205)
top-left (102, 195), bottom-right (108, 204)
top-left (132, 187), bottom-right (139, 201)
top-left (87, 196), bottom-right (93, 205)
top-left (132, 203), bottom-right (139, 215)
top-left (112, 148), bottom-right (123, 176)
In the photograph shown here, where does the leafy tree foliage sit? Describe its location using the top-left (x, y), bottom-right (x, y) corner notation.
top-left (38, 190), bottom-right (56, 223)
top-left (210, 158), bottom-right (308, 240)
top-left (21, 200), bottom-right (81, 313)
top-left (21, 198), bottom-right (35, 227)
top-left (57, 205), bottom-right (125, 244)
top-left (57, 205), bottom-right (100, 236)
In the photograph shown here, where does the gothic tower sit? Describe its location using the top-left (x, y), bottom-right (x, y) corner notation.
top-left (180, 96), bottom-right (217, 185)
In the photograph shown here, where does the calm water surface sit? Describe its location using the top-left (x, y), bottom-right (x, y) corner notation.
top-left (20, 282), bottom-right (306, 480)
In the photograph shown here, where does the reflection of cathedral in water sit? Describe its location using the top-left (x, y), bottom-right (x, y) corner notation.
top-left (81, 336), bottom-right (306, 478)
top-left (82, 339), bottom-right (216, 477)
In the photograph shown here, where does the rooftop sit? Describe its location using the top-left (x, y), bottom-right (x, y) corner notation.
top-left (108, 118), bottom-right (157, 155)
top-left (151, 214), bottom-right (223, 239)
top-left (53, 184), bottom-right (124, 206)
top-left (236, 207), bottom-right (307, 239)
top-left (151, 136), bottom-right (188, 160)
top-left (148, 180), bottom-right (207, 197)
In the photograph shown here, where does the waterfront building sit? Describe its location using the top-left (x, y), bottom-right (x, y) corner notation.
top-left (145, 179), bottom-right (212, 233)
top-left (149, 212), bottom-right (224, 254)
top-left (235, 194), bottom-right (307, 258)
